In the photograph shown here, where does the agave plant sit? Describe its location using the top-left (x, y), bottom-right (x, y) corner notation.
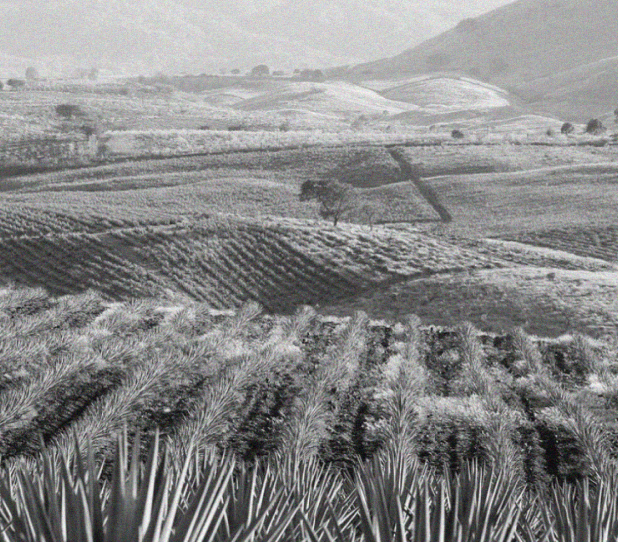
top-left (543, 475), bottom-right (618, 542)
top-left (354, 453), bottom-right (523, 542)
top-left (0, 430), bottom-right (298, 542)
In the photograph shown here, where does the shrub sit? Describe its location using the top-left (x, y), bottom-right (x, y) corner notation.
top-left (451, 129), bottom-right (465, 139)
top-left (55, 104), bottom-right (85, 119)
top-left (6, 79), bottom-right (25, 90)
top-left (80, 124), bottom-right (99, 137)
top-left (250, 64), bottom-right (270, 77)
top-left (298, 69), bottom-right (326, 82)
top-left (25, 66), bottom-right (39, 80)
top-left (585, 118), bottom-right (605, 134)
top-left (561, 122), bottom-right (574, 135)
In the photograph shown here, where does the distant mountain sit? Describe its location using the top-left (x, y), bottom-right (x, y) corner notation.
top-left (347, 0), bottom-right (618, 120)
top-left (0, 0), bottom-right (512, 77)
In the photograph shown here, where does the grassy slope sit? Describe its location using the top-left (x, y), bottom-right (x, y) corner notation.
top-left (2, 138), bottom-right (618, 333)
top-left (419, 163), bottom-right (618, 236)
top-left (397, 141), bottom-right (618, 177)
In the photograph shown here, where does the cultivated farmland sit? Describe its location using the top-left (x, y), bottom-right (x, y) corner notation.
top-left (1, 80), bottom-right (618, 539)
top-left (1, 287), bottom-right (618, 539)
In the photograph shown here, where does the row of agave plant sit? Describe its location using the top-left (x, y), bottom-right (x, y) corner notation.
top-left (0, 429), bottom-right (617, 542)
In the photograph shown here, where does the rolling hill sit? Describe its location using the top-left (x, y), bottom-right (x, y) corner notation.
top-left (347, 0), bottom-right (618, 121)
top-left (0, 0), bottom-right (513, 77)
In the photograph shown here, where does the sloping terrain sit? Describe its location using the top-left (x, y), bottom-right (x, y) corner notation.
top-left (414, 163), bottom-right (618, 236)
top-left (347, 0), bottom-right (618, 121)
top-left (0, 215), bottom-right (499, 311)
top-left (233, 82), bottom-right (419, 117)
top-left (323, 264), bottom-right (618, 337)
top-left (380, 76), bottom-right (511, 112)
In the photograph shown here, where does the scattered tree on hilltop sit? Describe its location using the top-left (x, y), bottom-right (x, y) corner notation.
top-left (561, 122), bottom-right (574, 135)
top-left (250, 64), bottom-right (270, 77)
top-left (25, 66), bottom-right (39, 80)
top-left (300, 180), bottom-right (355, 226)
top-left (298, 69), bottom-right (325, 82)
top-left (451, 129), bottom-right (464, 139)
top-left (358, 202), bottom-right (378, 229)
top-left (231, 68), bottom-right (241, 75)
top-left (585, 118), bottom-right (604, 134)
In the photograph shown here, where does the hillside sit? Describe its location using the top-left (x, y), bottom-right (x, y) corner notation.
top-left (233, 81), bottom-right (420, 117)
top-left (348, 0), bottom-right (618, 121)
top-left (1, 137), bottom-right (618, 336)
top-left (0, 0), bottom-right (513, 77)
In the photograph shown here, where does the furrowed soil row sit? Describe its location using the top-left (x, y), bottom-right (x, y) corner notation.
top-left (226, 232), bottom-right (340, 294)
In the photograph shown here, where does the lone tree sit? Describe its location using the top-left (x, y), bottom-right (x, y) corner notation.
top-left (561, 122), bottom-right (574, 135)
top-left (300, 180), bottom-right (355, 226)
top-left (451, 129), bottom-right (464, 139)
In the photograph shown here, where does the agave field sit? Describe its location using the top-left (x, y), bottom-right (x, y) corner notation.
top-left (2, 287), bottom-right (618, 540)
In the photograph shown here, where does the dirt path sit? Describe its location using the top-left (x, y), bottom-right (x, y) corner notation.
top-left (387, 148), bottom-right (453, 223)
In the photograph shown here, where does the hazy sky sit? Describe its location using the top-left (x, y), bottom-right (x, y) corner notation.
top-left (0, 0), bottom-right (518, 75)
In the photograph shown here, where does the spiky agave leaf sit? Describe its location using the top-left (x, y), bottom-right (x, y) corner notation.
top-left (0, 430), bottom-right (303, 542)
top-left (354, 448), bottom-right (428, 542)
top-left (544, 474), bottom-right (618, 542)
top-left (355, 454), bottom-right (524, 542)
